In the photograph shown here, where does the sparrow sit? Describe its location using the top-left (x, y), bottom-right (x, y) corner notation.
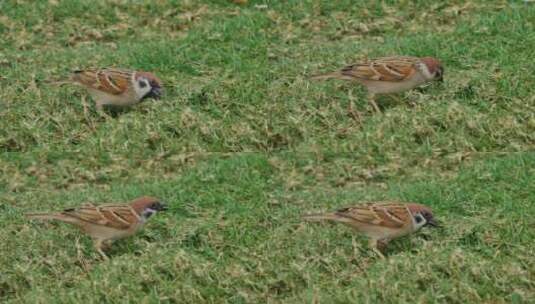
top-left (58, 68), bottom-right (163, 111)
top-left (26, 196), bottom-right (167, 260)
top-left (311, 56), bottom-right (444, 113)
top-left (303, 201), bottom-right (438, 258)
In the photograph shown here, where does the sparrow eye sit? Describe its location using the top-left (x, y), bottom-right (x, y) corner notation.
top-left (150, 202), bottom-right (167, 211)
top-left (435, 68), bottom-right (444, 81)
top-left (415, 214), bottom-right (424, 224)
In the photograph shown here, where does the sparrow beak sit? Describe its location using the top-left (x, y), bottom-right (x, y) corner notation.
top-left (159, 202), bottom-right (168, 211)
top-left (153, 202), bottom-right (168, 211)
top-left (149, 86), bottom-right (162, 99)
top-left (426, 218), bottom-right (440, 228)
top-left (436, 68), bottom-right (444, 83)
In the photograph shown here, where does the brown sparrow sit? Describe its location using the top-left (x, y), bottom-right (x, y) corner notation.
top-left (311, 56), bottom-right (444, 112)
top-left (26, 196), bottom-right (167, 260)
top-left (59, 68), bottom-right (163, 111)
top-left (303, 201), bottom-right (438, 258)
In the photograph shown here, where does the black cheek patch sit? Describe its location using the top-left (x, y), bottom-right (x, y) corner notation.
top-left (138, 80), bottom-right (147, 88)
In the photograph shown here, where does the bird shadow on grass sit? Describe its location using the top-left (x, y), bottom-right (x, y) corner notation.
top-left (101, 105), bottom-right (135, 118)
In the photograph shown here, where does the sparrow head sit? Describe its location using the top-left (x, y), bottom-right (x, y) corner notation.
top-left (407, 203), bottom-right (438, 229)
top-left (419, 57), bottom-right (444, 82)
top-left (130, 196), bottom-right (168, 220)
top-left (135, 72), bottom-right (163, 101)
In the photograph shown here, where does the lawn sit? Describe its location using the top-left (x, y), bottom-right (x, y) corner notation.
top-left (1, 0), bottom-right (534, 303)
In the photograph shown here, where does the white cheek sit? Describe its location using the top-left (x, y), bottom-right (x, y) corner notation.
top-left (416, 221), bottom-right (426, 230)
top-left (141, 208), bottom-right (157, 221)
top-left (134, 79), bottom-right (152, 98)
top-left (413, 215), bottom-right (427, 230)
top-left (417, 62), bottom-right (434, 80)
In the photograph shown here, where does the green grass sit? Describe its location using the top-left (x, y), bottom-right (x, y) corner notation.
top-left (1, 0), bottom-right (534, 302)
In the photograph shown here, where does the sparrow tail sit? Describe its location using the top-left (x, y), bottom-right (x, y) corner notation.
top-left (47, 80), bottom-right (72, 86)
top-left (70, 70), bottom-right (96, 84)
top-left (309, 72), bottom-right (343, 81)
top-left (26, 213), bottom-right (75, 223)
top-left (47, 71), bottom-right (84, 86)
top-left (302, 212), bottom-right (342, 222)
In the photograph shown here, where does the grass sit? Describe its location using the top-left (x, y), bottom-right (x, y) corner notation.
top-left (1, 0), bottom-right (534, 302)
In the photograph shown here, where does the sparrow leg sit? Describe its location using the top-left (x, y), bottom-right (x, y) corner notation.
top-left (75, 237), bottom-right (91, 272)
top-left (82, 95), bottom-right (89, 116)
top-left (347, 89), bottom-right (362, 122)
top-left (377, 239), bottom-right (389, 250)
top-left (367, 93), bottom-right (381, 113)
top-left (369, 239), bottom-right (386, 259)
top-left (93, 239), bottom-right (109, 261)
top-left (95, 101), bottom-right (112, 120)
top-left (95, 100), bottom-right (104, 112)
top-left (101, 240), bottom-right (113, 250)
top-left (81, 96), bottom-right (97, 131)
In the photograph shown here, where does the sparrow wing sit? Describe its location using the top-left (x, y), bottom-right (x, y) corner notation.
top-left (71, 69), bottom-right (133, 95)
top-left (62, 203), bottom-right (139, 230)
top-left (340, 56), bottom-right (418, 82)
top-left (335, 202), bottom-right (411, 228)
